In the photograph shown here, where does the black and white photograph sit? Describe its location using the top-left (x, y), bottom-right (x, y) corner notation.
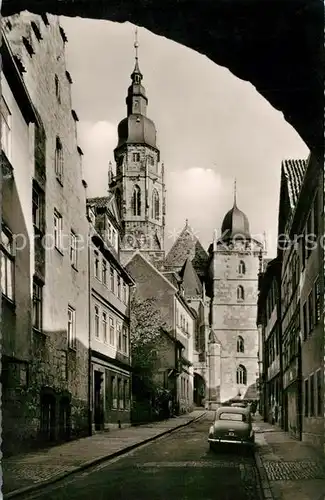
top-left (1, 1), bottom-right (324, 499)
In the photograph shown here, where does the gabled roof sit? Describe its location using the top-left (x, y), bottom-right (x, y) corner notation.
top-left (125, 250), bottom-right (178, 292)
top-left (87, 192), bottom-right (121, 228)
top-left (282, 159), bottom-right (308, 211)
top-left (179, 257), bottom-right (202, 297)
top-left (164, 221), bottom-right (209, 276)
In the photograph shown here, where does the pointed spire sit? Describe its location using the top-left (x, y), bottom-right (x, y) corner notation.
top-left (131, 27), bottom-right (143, 84)
top-left (233, 178), bottom-right (237, 207)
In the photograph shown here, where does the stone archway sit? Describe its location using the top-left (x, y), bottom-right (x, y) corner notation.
top-left (194, 373), bottom-right (206, 407)
top-left (3, 0), bottom-right (323, 158)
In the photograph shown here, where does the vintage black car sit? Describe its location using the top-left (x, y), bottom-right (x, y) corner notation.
top-left (208, 406), bottom-right (254, 449)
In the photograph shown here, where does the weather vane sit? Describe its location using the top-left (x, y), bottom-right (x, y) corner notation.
top-left (134, 27), bottom-right (139, 60)
top-left (234, 178), bottom-right (237, 205)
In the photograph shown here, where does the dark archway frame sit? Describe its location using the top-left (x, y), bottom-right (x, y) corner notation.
top-left (2, 0), bottom-right (323, 158)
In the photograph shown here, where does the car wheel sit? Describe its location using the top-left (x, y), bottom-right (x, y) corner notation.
top-left (209, 443), bottom-right (216, 452)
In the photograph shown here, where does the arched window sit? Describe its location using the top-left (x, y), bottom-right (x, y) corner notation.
top-left (151, 189), bottom-right (160, 220)
top-left (131, 185), bottom-right (141, 216)
top-left (237, 336), bottom-right (244, 353)
top-left (236, 365), bottom-right (247, 385)
top-left (238, 260), bottom-right (246, 274)
top-left (237, 285), bottom-right (245, 301)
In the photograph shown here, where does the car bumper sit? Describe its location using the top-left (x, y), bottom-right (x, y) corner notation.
top-left (208, 437), bottom-right (254, 446)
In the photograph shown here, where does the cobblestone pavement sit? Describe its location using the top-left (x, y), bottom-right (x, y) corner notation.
top-left (263, 460), bottom-right (325, 481)
top-left (13, 414), bottom-right (261, 500)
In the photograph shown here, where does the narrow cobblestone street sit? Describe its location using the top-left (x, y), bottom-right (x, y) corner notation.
top-left (15, 413), bottom-right (261, 500)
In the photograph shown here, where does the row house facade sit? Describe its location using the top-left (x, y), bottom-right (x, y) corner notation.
top-left (1, 33), bottom-right (40, 456)
top-left (257, 155), bottom-right (324, 452)
top-left (3, 13), bottom-right (89, 454)
top-left (257, 258), bottom-right (282, 425)
top-left (125, 251), bottom-right (195, 413)
top-left (87, 196), bottom-right (135, 430)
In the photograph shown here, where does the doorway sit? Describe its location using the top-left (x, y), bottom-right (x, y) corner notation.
top-left (94, 370), bottom-right (104, 431)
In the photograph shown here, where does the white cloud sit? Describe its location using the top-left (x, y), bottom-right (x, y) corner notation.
top-left (77, 120), bottom-right (117, 197)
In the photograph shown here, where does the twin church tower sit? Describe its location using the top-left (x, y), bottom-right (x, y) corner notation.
top-left (108, 29), bottom-right (263, 406)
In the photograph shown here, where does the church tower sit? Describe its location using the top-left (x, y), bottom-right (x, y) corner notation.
top-left (110, 29), bottom-right (166, 266)
top-left (207, 181), bottom-right (264, 407)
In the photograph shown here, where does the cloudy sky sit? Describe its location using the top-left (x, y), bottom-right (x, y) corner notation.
top-left (60, 17), bottom-right (309, 258)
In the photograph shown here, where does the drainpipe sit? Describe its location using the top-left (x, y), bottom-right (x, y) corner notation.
top-left (86, 208), bottom-right (93, 437)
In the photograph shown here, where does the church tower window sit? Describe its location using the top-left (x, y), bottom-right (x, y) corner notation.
top-left (152, 189), bottom-right (160, 220)
top-left (238, 260), bottom-right (246, 274)
top-left (236, 365), bottom-right (247, 385)
top-left (237, 285), bottom-right (245, 301)
top-left (132, 185), bottom-right (141, 216)
top-left (237, 336), bottom-right (244, 353)
top-left (133, 152), bottom-right (140, 162)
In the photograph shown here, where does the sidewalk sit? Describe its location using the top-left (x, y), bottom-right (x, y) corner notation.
top-left (253, 415), bottom-right (325, 500)
top-left (2, 409), bottom-right (206, 499)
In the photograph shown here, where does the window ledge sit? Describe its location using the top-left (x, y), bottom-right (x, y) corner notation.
top-left (55, 246), bottom-right (64, 256)
top-left (2, 294), bottom-right (16, 310)
top-left (56, 176), bottom-right (64, 187)
top-left (32, 327), bottom-right (46, 337)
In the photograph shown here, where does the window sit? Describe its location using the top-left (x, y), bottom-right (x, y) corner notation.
top-left (70, 231), bottom-right (77, 268)
top-left (238, 260), bottom-right (246, 274)
top-left (236, 365), bottom-right (247, 385)
top-left (152, 189), bottom-right (160, 220)
top-left (304, 379), bottom-right (309, 417)
top-left (303, 302), bottom-right (308, 340)
top-left (118, 378), bottom-right (123, 409)
top-left (117, 275), bottom-right (121, 299)
top-left (34, 122), bottom-right (46, 171)
top-left (1, 228), bottom-right (14, 300)
top-left (314, 278), bottom-right (321, 325)
top-left (102, 312), bottom-right (107, 343)
top-left (32, 185), bottom-right (44, 231)
top-left (237, 285), bottom-right (244, 301)
top-left (310, 374), bottom-right (315, 417)
top-left (68, 306), bottom-right (76, 349)
top-left (219, 412), bottom-right (246, 422)
top-left (300, 231), bottom-right (306, 268)
top-left (32, 279), bottom-right (43, 330)
top-left (122, 326), bottom-right (128, 354)
top-left (237, 336), bottom-right (244, 353)
top-left (110, 267), bottom-right (115, 292)
top-left (94, 305), bottom-right (100, 338)
top-left (55, 74), bottom-right (61, 103)
top-left (313, 193), bottom-right (319, 237)
top-left (94, 250), bottom-right (100, 280)
top-left (102, 259), bottom-right (107, 286)
top-left (112, 376), bottom-right (117, 408)
top-left (123, 282), bottom-right (127, 303)
top-left (1, 97), bottom-right (11, 159)
top-left (132, 185), bottom-right (141, 216)
top-left (109, 317), bottom-right (115, 345)
top-left (54, 210), bottom-right (63, 250)
top-left (133, 152), bottom-right (140, 162)
top-left (306, 212), bottom-right (313, 258)
top-left (124, 380), bottom-right (129, 409)
top-left (55, 137), bottom-right (63, 182)
top-left (316, 370), bottom-right (322, 417)
top-left (112, 228), bottom-right (117, 251)
top-left (308, 291), bottom-right (314, 334)
top-left (117, 322), bottom-right (122, 350)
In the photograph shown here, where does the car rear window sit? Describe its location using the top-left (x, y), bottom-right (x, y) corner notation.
top-left (219, 412), bottom-right (246, 422)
